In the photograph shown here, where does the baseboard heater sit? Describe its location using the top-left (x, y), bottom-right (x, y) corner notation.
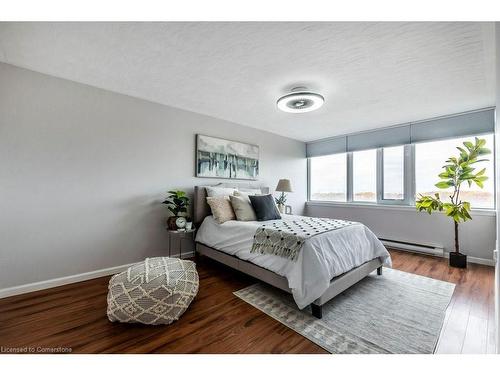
top-left (380, 238), bottom-right (444, 257)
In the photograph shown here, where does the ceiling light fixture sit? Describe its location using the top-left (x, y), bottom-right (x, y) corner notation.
top-left (277, 87), bottom-right (324, 113)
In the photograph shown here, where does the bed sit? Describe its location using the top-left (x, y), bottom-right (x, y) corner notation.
top-left (193, 184), bottom-right (391, 318)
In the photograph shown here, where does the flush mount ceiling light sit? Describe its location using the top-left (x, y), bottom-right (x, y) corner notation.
top-left (276, 87), bottom-right (324, 113)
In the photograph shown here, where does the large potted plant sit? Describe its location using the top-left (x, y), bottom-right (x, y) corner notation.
top-left (415, 137), bottom-right (490, 268)
top-left (163, 190), bottom-right (190, 230)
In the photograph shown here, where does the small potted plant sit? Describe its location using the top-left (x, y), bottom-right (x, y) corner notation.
top-left (163, 190), bottom-right (190, 230)
top-left (274, 179), bottom-right (293, 214)
top-left (275, 193), bottom-right (287, 214)
top-left (416, 137), bottom-right (490, 268)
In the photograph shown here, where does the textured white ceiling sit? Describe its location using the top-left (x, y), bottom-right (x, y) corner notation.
top-left (0, 22), bottom-right (495, 142)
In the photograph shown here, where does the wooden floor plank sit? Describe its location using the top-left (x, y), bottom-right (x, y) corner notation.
top-left (0, 249), bottom-right (494, 354)
top-left (461, 315), bottom-right (488, 354)
top-left (486, 291), bottom-right (497, 354)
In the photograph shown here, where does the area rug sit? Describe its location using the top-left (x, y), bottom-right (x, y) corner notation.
top-left (234, 268), bottom-right (455, 354)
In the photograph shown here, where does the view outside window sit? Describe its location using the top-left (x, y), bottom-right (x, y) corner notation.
top-left (415, 134), bottom-right (494, 209)
top-left (383, 146), bottom-right (405, 200)
top-left (353, 149), bottom-right (377, 202)
top-left (309, 153), bottom-right (347, 201)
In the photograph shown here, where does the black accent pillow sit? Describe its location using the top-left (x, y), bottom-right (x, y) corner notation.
top-left (249, 194), bottom-right (282, 221)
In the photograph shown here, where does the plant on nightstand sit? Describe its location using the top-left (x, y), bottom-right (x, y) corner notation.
top-left (275, 179), bottom-right (293, 214)
top-left (163, 190), bottom-right (190, 230)
top-left (415, 137), bottom-right (490, 268)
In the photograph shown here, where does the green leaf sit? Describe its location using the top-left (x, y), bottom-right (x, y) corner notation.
top-left (435, 181), bottom-right (453, 189)
top-left (462, 208), bottom-right (472, 220)
top-left (476, 168), bottom-right (486, 176)
top-left (463, 141), bottom-right (474, 150)
top-left (463, 201), bottom-right (471, 211)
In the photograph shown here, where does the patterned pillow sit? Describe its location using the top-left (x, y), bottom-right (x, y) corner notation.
top-left (206, 196), bottom-right (236, 224)
top-left (230, 194), bottom-right (257, 221)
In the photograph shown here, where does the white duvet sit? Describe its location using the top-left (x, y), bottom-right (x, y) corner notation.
top-left (195, 214), bottom-right (392, 309)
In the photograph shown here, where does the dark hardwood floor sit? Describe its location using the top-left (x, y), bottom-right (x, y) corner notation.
top-left (0, 249), bottom-right (495, 354)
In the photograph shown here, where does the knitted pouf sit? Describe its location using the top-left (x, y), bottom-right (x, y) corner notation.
top-left (107, 257), bottom-right (199, 325)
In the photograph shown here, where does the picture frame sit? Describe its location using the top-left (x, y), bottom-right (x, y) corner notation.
top-left (195, 134), bottom-right (259, 180)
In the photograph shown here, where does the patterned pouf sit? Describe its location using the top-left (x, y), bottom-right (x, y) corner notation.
top-left (107, 257), bottom-right (199, 325)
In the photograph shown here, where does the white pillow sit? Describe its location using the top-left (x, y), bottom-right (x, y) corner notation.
top-left (238, 188), bottom-right (262, 195)
top-left (230, 194), bottom-right (257, 221)
top-left (206, 196), bottom-right (236, 224)
top-left (205, 186), bottom-right (237, 197)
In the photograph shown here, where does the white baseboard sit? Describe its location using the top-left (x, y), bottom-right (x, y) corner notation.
top-left (442, 252), bottom-right (496, 267)
top-left (391, 247), bottom-right (495, 266)
top-left (0, 262), bottom-right (137, 299)
top-left (0, 253), bottom-right (197, 299)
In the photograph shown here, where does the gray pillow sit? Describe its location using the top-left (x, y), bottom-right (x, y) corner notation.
top-left (230, 194), bottom-right (257, 221)
top-left (248, 194), bottom-right (281, 221)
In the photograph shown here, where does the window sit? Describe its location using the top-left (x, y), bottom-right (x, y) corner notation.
top-left (415, 134), bottom-right (494, 209)
top-left (352, 149), bottom-right (377, 202)
top-left (382, 146), bottom-right (405, 200)
top-left (309, 153), bottom-right (347, 201)
top-left (308, 133), bottom-right (494, 209)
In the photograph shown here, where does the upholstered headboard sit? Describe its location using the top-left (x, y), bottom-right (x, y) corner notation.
top-left (193, 183), bottom-right (270, 227)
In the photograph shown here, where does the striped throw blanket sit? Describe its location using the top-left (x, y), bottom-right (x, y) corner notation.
top-left (250, 217), bottom-right (356, 261)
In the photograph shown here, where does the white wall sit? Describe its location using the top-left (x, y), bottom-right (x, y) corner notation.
top-left (306, 203), bottom-right (496, 261)
top-left (0, 62), bottom-right (307, 289)
top-left (494, 21), bottom-right (500, 353)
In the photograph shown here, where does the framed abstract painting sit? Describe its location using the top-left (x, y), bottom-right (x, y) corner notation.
top-left (196, 134), bottom-right (259, 180)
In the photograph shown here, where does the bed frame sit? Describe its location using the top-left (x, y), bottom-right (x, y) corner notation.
top-left (193, 184), bottom-right (383, 319)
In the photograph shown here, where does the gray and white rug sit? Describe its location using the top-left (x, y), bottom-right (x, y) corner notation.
top-left (234, 268), bottom-right (455, 354)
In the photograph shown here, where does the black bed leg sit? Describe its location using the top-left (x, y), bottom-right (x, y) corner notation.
top-left (311, 304), bottom-right (323, 319)
top-left (377, 266), bottom-right (383, 276)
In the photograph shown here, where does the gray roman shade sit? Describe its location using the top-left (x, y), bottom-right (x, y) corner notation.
top-left (347, 124), bottom-right (411, 152)
top-left (410, 109), bottom-right (494, 143)
top-left (306, 136), bottom-right (347, 157)
top-left (307, 108), bottom-right (494, 157)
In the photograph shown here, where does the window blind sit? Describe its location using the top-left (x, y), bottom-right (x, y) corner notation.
top-left (306, 136), bottom-right (347, 157)
top-left (306, 108), bottom-right (494, 157)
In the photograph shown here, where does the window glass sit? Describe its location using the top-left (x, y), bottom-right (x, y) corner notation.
top-left (383, 146), bottom-right (405, 200)
top-left (415, 135), bottom-right (494, 209)
top-left (309, 153), bottom-right (347, 201)
top-left (353, 149), bottom-right (377, 202)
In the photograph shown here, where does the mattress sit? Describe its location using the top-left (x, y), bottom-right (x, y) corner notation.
top-left (195, 214), bottom-right (391, 309)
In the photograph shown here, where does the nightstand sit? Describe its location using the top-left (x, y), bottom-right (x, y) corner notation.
top-left (168, 229), bottom-right (195, 259)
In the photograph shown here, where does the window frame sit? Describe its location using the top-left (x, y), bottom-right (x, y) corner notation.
top-left (377, 144), bottom-right (413, 206)
top-left (307, 153), bottom-right (348, 203)
top-left (307, 134), bottom-right (495, 210)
